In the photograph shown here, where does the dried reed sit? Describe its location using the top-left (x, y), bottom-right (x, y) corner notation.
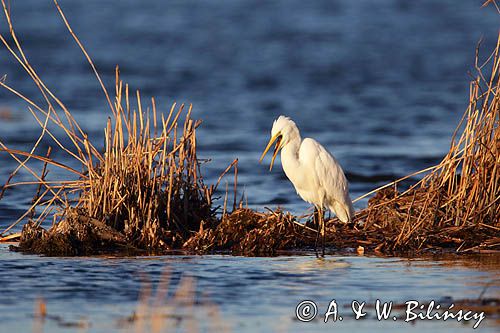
top-left (355, 25), bottom-right (500, 253)
top-left (0, 0), bottom-right (224, 253)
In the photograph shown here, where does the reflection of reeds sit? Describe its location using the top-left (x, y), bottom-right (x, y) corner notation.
top-left (31, 271), bottom-right (230, 333)
top-left (0, 0), bottom-right (227, 251)
top-left (122, 270), bottom-right (230, 333)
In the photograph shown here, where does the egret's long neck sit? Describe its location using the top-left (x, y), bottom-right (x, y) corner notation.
top-left (280, 133), bottom-right (301, 170)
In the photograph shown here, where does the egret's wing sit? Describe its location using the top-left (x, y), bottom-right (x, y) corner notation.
top-left (300, 138), bottom-right (354, 222)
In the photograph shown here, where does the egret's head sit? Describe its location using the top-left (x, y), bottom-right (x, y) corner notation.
top-left (259, 115), bottom-right (299, 170)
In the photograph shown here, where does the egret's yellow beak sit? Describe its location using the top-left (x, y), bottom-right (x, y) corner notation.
top-left (259, 133), bottom-right (282, 171)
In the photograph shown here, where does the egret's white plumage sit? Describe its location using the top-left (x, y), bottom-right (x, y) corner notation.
top-left (259, 116), bottom-right (354, 254)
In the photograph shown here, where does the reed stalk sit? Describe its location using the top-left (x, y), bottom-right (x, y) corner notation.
top-left (0, 0), bottom-right (224, 251)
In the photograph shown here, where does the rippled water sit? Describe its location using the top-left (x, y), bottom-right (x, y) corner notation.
top-left (0, 0), bottom-right (499, 332)
top-left (1, 246), bottom-right (499, 332)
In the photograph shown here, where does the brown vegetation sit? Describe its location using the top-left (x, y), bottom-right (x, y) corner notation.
top-left (354, 32), bottom-right (500, 254)
top-left (0, 0), bottom-right (224, 254)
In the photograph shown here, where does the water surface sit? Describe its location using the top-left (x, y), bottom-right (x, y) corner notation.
top-left (1, 247), bottom-right (499, 332)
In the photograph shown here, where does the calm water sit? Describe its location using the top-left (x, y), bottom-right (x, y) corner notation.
top-left (0, 0), bottom-right (499, 332)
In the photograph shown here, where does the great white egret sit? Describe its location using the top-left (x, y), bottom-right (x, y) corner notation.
top-left (259, 115), bottom-right (355, 256)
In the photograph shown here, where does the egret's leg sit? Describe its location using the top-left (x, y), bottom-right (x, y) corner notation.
top-left (314, 207), bottom-right (320, 256)
top-left (320, 208), bottom-right (325, 257)
top-left (313, 207), bottom-right (320, 229)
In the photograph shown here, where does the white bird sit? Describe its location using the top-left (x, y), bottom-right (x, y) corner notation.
top-left (259, 115), bottom-right (355, 256)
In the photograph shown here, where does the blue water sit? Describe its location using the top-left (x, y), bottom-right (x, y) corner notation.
top-left (0, 247), bottom-right (499, 332)
top-left (0, 0), bottom-right (499, 332)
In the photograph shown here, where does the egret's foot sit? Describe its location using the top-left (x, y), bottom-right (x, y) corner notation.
top-left (321, 230), bottom-right (326, 257)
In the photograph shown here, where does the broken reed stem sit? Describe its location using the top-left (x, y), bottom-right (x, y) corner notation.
top-left (233, 159), bottom-right (238, 211)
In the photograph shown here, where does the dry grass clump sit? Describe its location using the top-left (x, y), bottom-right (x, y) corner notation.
top-left (355, 32), bottom-right (500, 254)
top-left (17, 210), bottom-right (130, 256)
top-left (77, 81), bottom-right (217, 250)
top-left (184, 208), bottom-right (312, 256)
top-left (183, 207), bottom-right (406, 256)
top-left (0, 0), bottom-right (222, 254)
